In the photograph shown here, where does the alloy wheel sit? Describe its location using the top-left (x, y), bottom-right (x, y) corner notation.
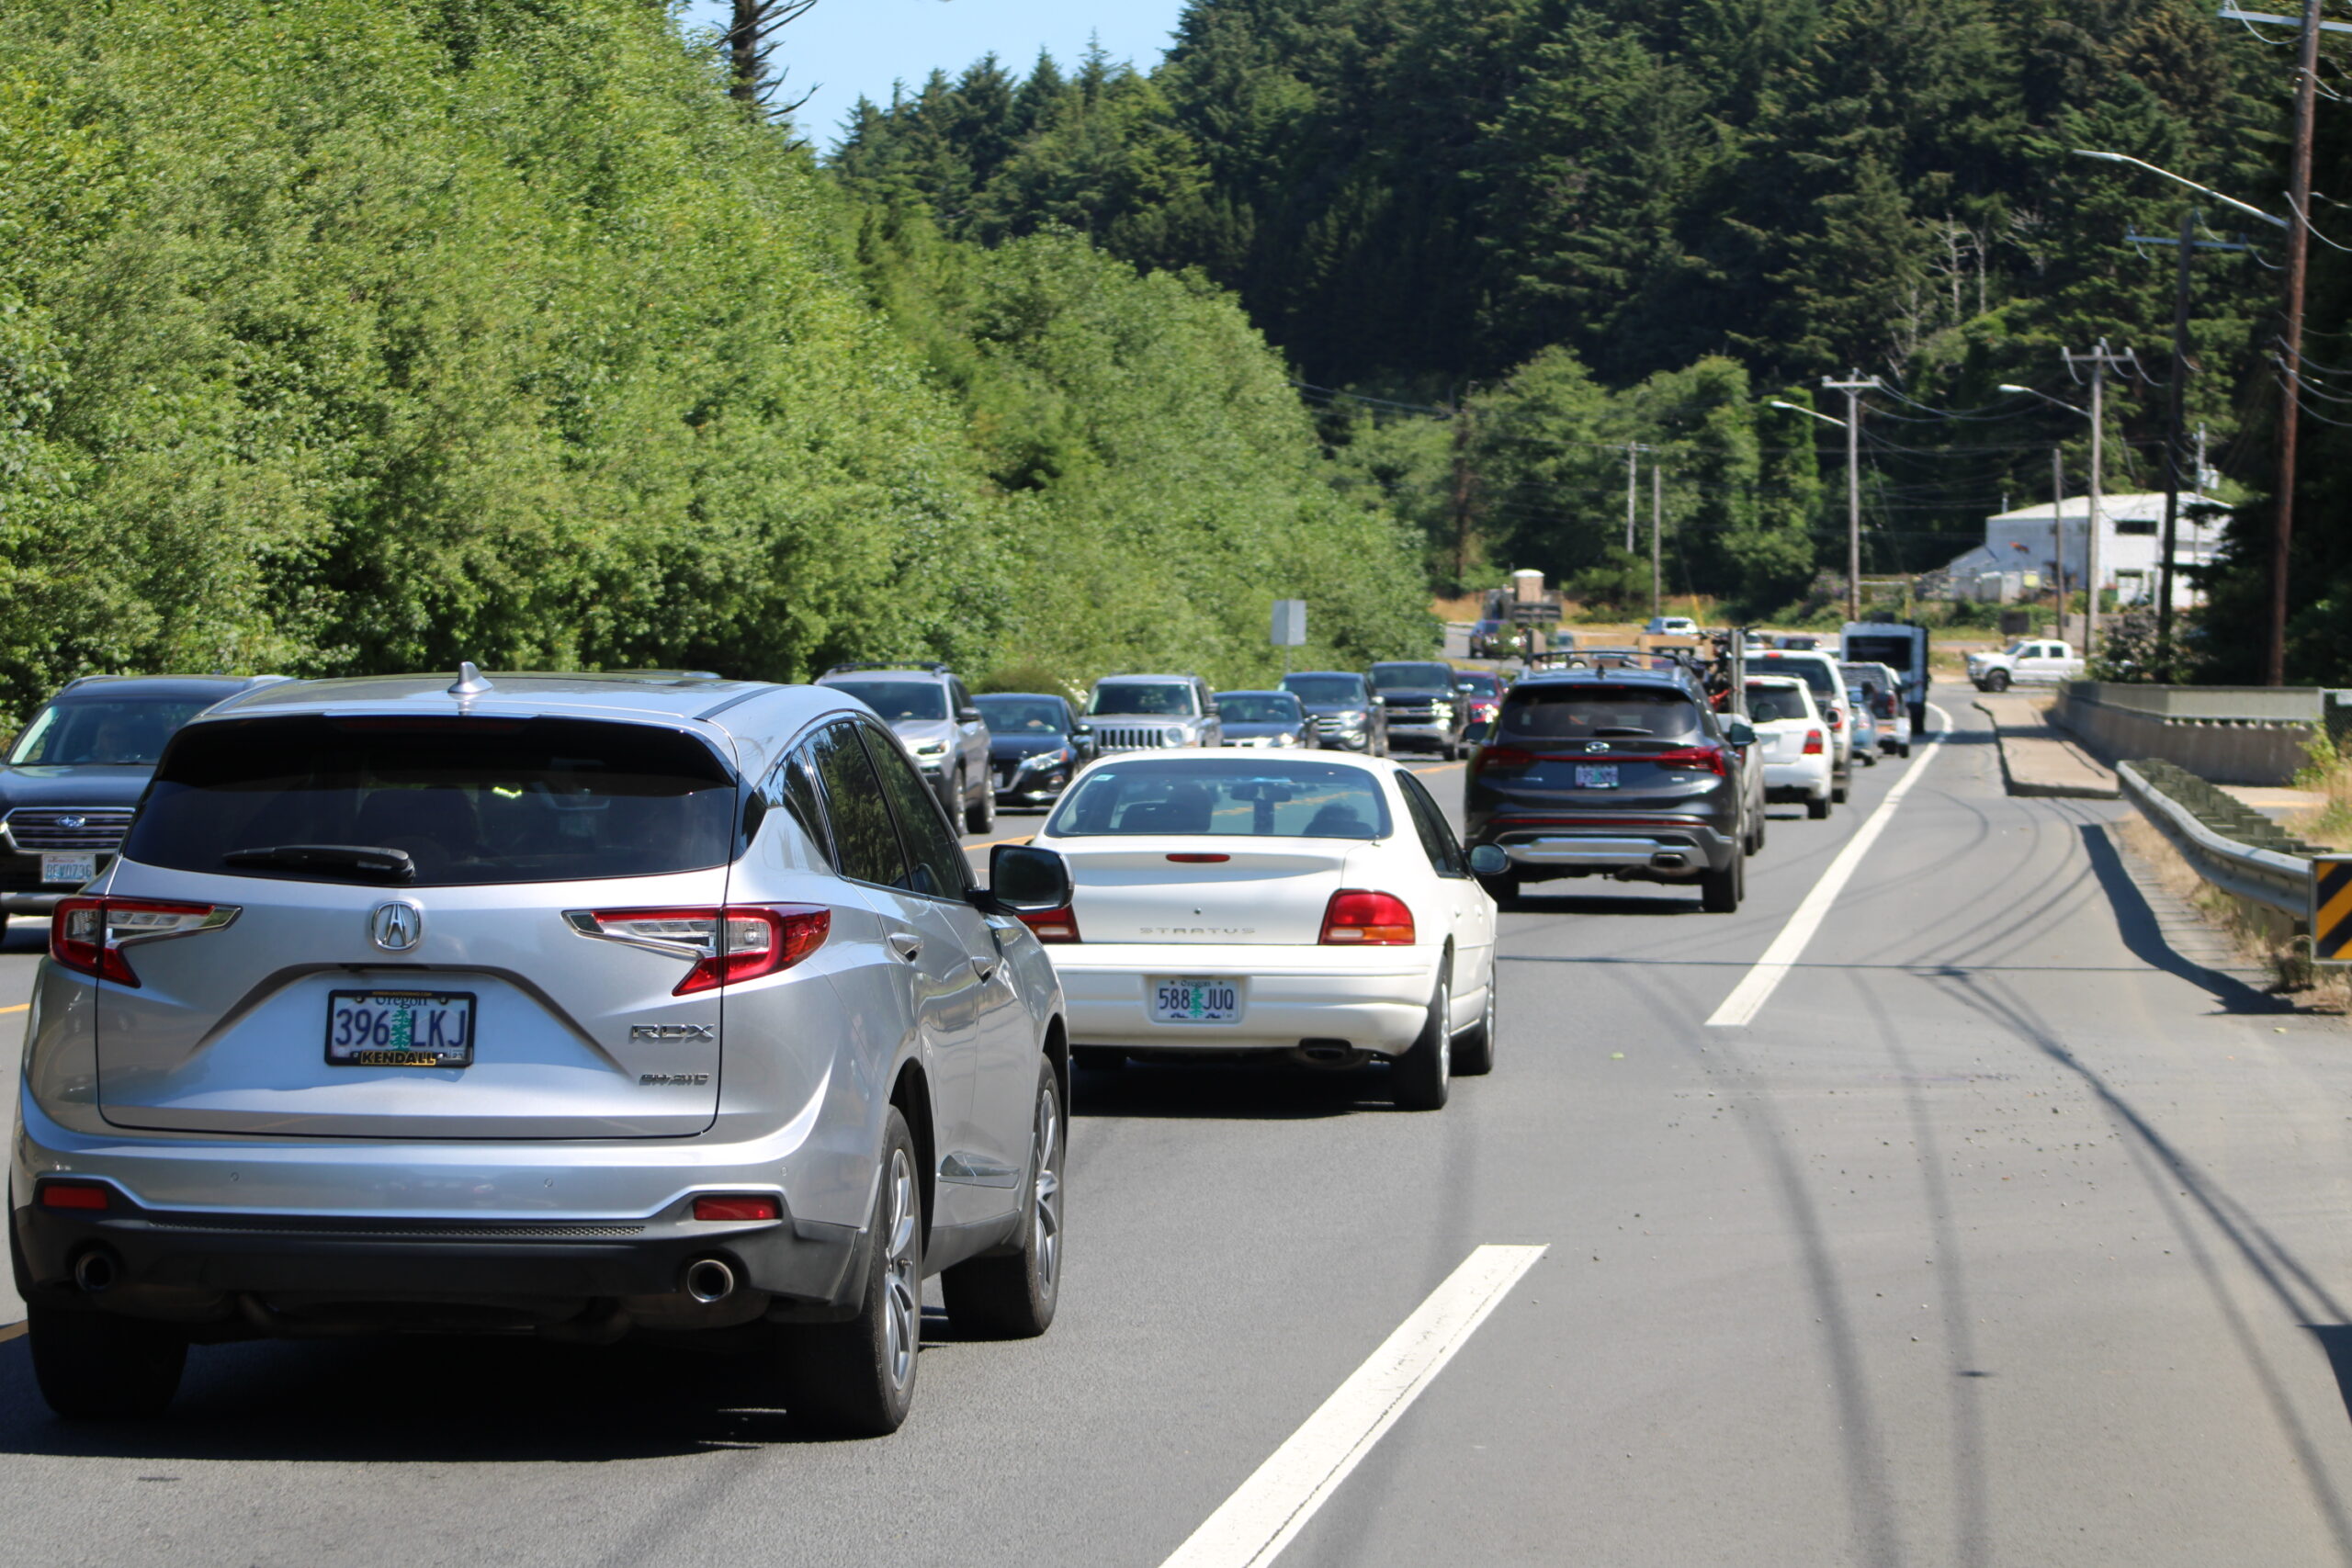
top-left (1032, 1086), bottom-right (1062, 1298)
top-left (881, 1146), bottom-right (921, 1392)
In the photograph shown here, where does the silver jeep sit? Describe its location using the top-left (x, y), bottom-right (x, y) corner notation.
top-left (11, 670), bottom-right (1073, 1434)
top-left (1081, 673), bottom-right (1224, 753)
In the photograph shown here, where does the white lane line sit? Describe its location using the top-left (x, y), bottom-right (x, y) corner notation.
top-left (1160, 1244), bottom-right (1547, 1568)
top-left (1703, 710), bottom-right (1950, 1029)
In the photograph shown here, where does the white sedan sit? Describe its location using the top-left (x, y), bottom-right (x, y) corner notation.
top-left (1022, 750), bottom-right (1499, 1109)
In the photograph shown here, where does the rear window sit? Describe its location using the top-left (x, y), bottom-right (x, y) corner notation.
top-left (1845, 636), bottom-right (1915, 671)
top-left (1744, 683), bottom-right (1813, 724)
top-left (9, 697), bottom-right (217, 766)
top-left (1755, 656), bottom-right (1839, 697)
top-left (1047, 758), bottom-right (1391, 840)
top-left (825, 681), bottom-right (947, 722)
top-left (1500, 686), bottom-right (1702, 742)
top-left (125, 716), bottom-right (738, 886)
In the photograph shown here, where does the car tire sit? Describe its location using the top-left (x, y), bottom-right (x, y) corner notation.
top-left (942, 1059), bottom-right (1063, 1339)
top-left (1831, 776), bottom-right (1849, 805)
top-left (1452, 963), bottom-right (1497, 1077)
top-left (1806, 793), bottom-right (1831, 820)
top-left (1072, 1046), bottom-right (1125, 1072)
top-left (966, 774), bottom-right (995, 835)
top-left (779, 1110), bottom-right (923, 1437)
top-left (1390, 974), bottom-right (1451, 1111)
top-left (1700, 852), bottom-right (1743, 914)
top-left (1909, 703), bottom-right (1928, 733)
top-left (1748, 812), bottom-right (1767, 855)
top-left (1897, 742), bottom-right (1912, 758)
top-left (1986, 670), bottom-right (2010, 693)
top-left (28, 1303), bottom-right (187, 1420)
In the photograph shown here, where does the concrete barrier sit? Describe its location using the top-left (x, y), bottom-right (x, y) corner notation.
top-left (2054, 684), bottom-right (2331, 785)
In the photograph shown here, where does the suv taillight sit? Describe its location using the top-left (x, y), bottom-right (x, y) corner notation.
top-left (1803, 728), bottom-right (1826, 755)
top-left (1320, 890), bottom-right (1416, 945)
top-left (1647, 746), bottom-right (1727, 776)
top-left (51, 897), bottom-right (242, 987)
top-left (568, 905), bottom-right (829, 995)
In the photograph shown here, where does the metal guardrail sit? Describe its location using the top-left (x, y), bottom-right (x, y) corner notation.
top-left (2116, 760), bottom-right (2311, 919)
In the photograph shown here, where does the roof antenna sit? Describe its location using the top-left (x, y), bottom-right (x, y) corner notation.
top-left (448, 661), bottom-right (492, 697)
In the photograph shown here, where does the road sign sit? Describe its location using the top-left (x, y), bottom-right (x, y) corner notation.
top-left (2314, 855), bottom-right (2352, 966)
top-left (1271, 600), bottom-right (1306, 647)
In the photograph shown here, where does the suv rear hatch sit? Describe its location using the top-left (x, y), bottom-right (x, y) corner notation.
top-left (89, 714), bottom-right (741, 1139)
top-left (1476, 684), bottom-right (1730, 814)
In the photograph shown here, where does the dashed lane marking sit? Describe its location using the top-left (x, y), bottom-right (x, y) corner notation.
top-left (1159, 1244), bottom-right (1546, 1568)
top-left (1703, 704), bottom-right (1950, 1028)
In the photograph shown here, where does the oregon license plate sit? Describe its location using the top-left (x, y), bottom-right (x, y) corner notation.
top-left (40, 852), bottom-right (95, 886)
top-left (325, 990), bottom-right (475, 1068)
top-left (1150, 977), bottom-right (1241, 1026)
top-left (1574, 764), bottom-right (1620, 788)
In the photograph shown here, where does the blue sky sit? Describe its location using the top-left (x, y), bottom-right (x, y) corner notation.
top-left (682, 1), bottom-right (1193, 152)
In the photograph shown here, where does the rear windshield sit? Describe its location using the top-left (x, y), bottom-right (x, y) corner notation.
top-left (826, 681), bottom-right (947, 722)
top-left (9, 697), bottom-right (217, 767)
top-left (1744, 683), bottom-right (1813, 724)
top-left (1089, 682), bottom-right (1196, 717)
top-left (1845, 636), bottom-right (1915, 671)
top-left (1048, 758), bottom-right (1391, 840)
top-left (975, 696), bottom-right (1068, 733)
top-left (1281, 675), bottom-right (1363, 706)
top-left (124, 716), bottom-right (738, 886)
top-left (1500, 686), bottom-right (1702, 742)
top-left (1218, 694), bottom-right (1301, 725)
top-left (1754, 657), bottom-right (1840, 698)
top-left (1371, 662), bottom-right (1455, 693)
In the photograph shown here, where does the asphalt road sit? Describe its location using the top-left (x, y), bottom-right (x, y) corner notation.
top-left (4, 709), bottom-right (2352, 1566)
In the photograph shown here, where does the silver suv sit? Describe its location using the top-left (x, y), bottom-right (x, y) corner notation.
top-left (813, 663), bottom-right (995, 833)
top-left (11, 670), bottom-right (1074, 1434)
top-left (1082, 674), bottom-right (1223, 753)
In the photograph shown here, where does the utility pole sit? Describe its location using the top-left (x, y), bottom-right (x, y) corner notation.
top-left (2051, 447), bottom-right (2069, 643)
top-left (2270, 0), bottom-right (2325, 685)
top-left (2060, 341), bottom-right (2139, 664)
top-left (1623, 444), bottom-right (1651, 553)
top-left (1822, 371), bottom-right (1883, 622)
top-left (1449, 395), bottom-right (1476, 591)
top-left (1650, 464), bottom-right (1664, 621)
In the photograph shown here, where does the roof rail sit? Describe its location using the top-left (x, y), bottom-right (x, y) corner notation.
top-left (821, 661), bottom-right (952, 677)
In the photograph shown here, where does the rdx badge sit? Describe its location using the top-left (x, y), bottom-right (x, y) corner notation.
top-left (630, 1023), bottom-right (717, 1042)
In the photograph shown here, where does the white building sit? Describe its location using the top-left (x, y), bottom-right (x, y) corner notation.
top-left (1938, 491), bottom-right (2228, 606)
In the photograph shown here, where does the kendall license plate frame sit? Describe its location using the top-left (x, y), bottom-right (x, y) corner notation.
top-left (324, 989), bottom-right (476, 1069)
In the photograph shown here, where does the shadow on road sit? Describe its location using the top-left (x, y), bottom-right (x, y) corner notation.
top-left (2076, 823), bottom-right (2292, 1016)
top-left (1504, 890), bottom-right (1700, 918)
top-left (0, 1331), bottom-right (865, 1461)
top-left (1071, 1058), bottom-right (1395, 1121)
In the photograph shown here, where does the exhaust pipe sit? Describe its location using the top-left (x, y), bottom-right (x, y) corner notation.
top-left (73, 1249), bottom-right (118, 1294)
top-left (683, 1257), bottom-right (736, 1304)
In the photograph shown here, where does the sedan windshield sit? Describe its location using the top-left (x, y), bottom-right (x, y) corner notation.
top-left (827, 681), bottom-right (947, 722)
top-left (8, 697), bottom-right (216, 766)
top-left (1500, 686), bottom-right (1703, 742)
top-left (1049, 758), bottom-right (1391, 839)
top-left (1281, 676), bottom-right (1363, 706)
top-left (1371, 663), bottom-right (1455, 693)
top-left (1217, 694), bottom-right (1302, 725)
top-left (1088, 683), bottom-right (1196, 717)
top-left (975, 696), bottom-right (1068, 734)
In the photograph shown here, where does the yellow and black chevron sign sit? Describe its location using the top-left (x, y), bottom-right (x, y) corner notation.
top-left (2316, 857), bottom-right (2352, 966)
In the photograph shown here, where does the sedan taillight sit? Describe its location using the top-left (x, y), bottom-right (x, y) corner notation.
top-left (1320, 890), bottom-right (1416, 945)
top-left (1019, 906), bottom-right (1081, 943)
top-left (567, 905), bottom-right (829, 995)
top-left (51, 897), bottom-right (241, 987)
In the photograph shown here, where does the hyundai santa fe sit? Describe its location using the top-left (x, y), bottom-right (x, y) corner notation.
top-left (10, 669), bottom-right (1074, 1435)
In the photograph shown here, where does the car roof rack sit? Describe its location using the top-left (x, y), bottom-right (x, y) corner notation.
top-left (822, 661), bottom-right (952, 677)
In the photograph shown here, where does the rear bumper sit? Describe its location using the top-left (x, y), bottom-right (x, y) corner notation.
top-left (10, 1092), bottom-right (864, 1325)
top-left (1047, 942), bottom-right (1438, 1055)
top-left (1763, 757), bottom-right (1832, 799)
top-left (1481, 821), bottom-right (1736, 879)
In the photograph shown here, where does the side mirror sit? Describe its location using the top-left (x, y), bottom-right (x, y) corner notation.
top-left (981, 843), bottom-right (1072, 916)
top-left (1467, 844), bottom-right (1510, 877)
top-left (1725, 719), bottom-right (1756, 747)
top-left (957, 706), bottom-right (983, 725)
top-left (1073, 722), bottom-right (1092, 735)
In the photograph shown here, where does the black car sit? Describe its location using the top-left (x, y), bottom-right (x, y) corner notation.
top-left (1370, 660), bottom-right (1470, 758)
top-left (1463, 668), bottom-right (1754, 913)
top-left (974, 691), bottom-right (1094, 809)
top-left (1279, 671), bottom-right (1387, 754)
top-left (0, 675), bottom-right (282, 932)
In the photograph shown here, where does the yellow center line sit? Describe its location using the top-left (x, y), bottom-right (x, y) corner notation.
top-left (964, 834), bottom-right (1035, 853)
top-left (0, 1004), bottom-right (25, 1016)
top-left (1410, 761), bottom-right (1464, 775)
top-left (0, 1322), bottom-right (22, 1344)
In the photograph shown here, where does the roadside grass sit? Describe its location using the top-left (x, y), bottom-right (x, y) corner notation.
top-left (2290, 729), bottom-right (2352, 852)
top-left (2116, 816), bottom-right (2349, 1014)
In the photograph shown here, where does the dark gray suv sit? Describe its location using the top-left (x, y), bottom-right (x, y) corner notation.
top-left (1463, 669), bottom-right (1753, 912)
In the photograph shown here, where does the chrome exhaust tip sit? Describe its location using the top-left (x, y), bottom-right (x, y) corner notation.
top-left (683, 1257), bottom-right (736, 1304)
top-left (73, 1248), bottom-right (118, 1294)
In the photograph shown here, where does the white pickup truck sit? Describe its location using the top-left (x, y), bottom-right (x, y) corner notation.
top-left (1967, 638), bottom-right (2085, 692)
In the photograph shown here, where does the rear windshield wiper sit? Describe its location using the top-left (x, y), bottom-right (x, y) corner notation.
top-left (221, 844), bottom-right (416, 883)
top-left (1591, 726), bottom-right (1657, 738)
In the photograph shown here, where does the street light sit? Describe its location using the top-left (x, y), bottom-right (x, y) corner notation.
top-left (1997, 384), bottom-right (2086, 418)
top-left (2076, 146), bottom-right (2298, 685)
top-left (2000, 386), bottom-right (2099, 649)
top-left (1765, 398), bottom-right (1844, 427)
top-left (1767, 389), bottom-right (1874, 621)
